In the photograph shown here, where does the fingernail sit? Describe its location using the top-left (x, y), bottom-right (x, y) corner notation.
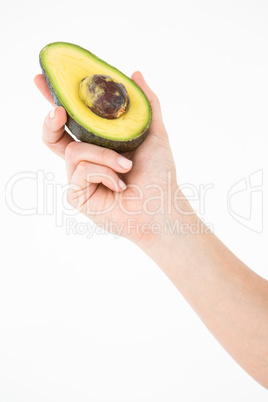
top-left (49, 108), bottom-right (56, 119)
top-left (119, 179), bottom-right (127, 190)
top-left (118, 156), bottom-right (132, 170)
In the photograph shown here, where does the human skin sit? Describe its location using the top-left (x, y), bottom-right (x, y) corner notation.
top-left (34, 71), bottom-right (268, 388)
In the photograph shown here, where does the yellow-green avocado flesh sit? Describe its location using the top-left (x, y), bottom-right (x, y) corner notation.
top-left (39, 42), bottom-right (152, 152)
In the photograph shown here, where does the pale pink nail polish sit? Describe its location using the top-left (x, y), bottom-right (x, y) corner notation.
top-left (118, 156), bottom-right (132, 170)
top-left (119, 179), bottom-right (127, 190)
top-left (49, 108), bottom-right (56, 119)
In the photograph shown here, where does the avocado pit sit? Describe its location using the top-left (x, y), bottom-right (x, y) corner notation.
top-left (79, 74), bottom-right (130, 119)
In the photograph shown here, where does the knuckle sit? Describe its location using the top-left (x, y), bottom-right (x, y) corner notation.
top-left (42, 122), bottom-right (50, 145)
top-left (99, 147), bottom-right (112, 162)
top-left (42, 131), bottom-right (48, 146)
top-left (65, 141), bottom-right (77, 160)
top-left (66, 189), bottom-right (74, 206)
top-left (77, 160), bottom-right (88, 173)
top-left (104, 166), bottom-right (113, 177)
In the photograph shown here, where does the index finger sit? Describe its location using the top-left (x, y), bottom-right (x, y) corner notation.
top-left (35, 74), bottom-right (75, 158)
top-left (34, 74), bottom-right (55, 106)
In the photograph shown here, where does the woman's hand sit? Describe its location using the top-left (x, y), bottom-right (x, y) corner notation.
top-left (34, 71), bottom-right (184, 245)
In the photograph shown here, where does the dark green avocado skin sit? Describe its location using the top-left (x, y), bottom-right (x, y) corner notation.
top-left (40, 63), bottom-right (150, 153)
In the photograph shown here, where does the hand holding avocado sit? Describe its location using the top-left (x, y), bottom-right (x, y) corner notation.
top-left (34, 47), bottom-right (268, 389)
top-left (34, 69), bottom-right (178, 244)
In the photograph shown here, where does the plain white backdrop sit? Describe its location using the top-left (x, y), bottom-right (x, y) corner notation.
top-left (1, 0), bottom-right (268, 400)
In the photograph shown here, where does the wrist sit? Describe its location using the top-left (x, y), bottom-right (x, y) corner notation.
top-left (135, 187), bottom-right (204, 265)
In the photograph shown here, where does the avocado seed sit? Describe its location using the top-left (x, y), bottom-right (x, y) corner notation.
top-left (79, 74), bottom-right (130, 119)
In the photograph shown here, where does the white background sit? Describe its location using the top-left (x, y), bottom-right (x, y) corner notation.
top-left (1, 0), bottom-right (268, 400)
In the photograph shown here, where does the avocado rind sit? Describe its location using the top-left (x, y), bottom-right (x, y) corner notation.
top-left (39, 44), bottom-right (151, 153)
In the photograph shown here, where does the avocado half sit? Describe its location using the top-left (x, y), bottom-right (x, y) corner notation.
top-left (39, 42), bottom-right (152, 152)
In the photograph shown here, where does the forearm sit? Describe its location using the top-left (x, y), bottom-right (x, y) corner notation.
top-left (141, 207), bottom-right (268, 388)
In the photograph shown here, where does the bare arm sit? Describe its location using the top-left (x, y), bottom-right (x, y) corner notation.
top-left (35, 71), bottom-right (268, 388)
top-left (142, 211), bottom-right (268, 388)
